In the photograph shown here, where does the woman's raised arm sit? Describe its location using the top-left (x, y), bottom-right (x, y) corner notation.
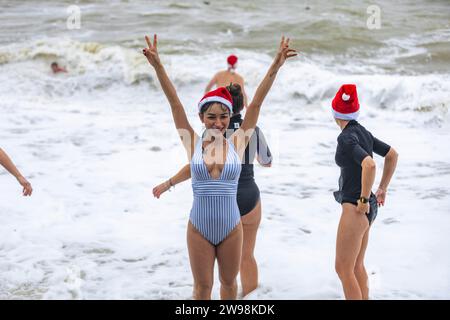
top-left (232, 36), bottom-right (297, 155)
top-left (143, 34), bottom-right (198, 157)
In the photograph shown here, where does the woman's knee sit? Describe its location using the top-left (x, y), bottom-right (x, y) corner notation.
top-left (240, 254), bottom-right (256, 267)
top-left (335, 260), bottom-right (354, 279)
top-left (354, 262), bottom-right (366, 275)
top-left (194, 281), bottom-right (213, 295)
top-left (219, 270), bottom-right (238, 287)
top-left (219, 277), bottom-right (237, 289)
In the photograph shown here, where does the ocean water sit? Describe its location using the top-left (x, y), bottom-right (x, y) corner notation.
top-left (0, 0), bottom-right (449, 299)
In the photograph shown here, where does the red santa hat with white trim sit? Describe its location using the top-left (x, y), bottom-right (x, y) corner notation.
top-left (198, 87), bottom-right (233, 113)
top-left (332, 84), bottom-right (360, 120)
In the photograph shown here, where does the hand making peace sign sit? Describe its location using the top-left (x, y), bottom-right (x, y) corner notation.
top-left (143, 34), bottom-right (161, 68)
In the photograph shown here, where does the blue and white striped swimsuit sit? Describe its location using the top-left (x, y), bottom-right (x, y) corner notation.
top-left (190, 138), bottom-right (242, 246)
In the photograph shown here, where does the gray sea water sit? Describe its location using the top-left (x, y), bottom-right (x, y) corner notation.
top-left (0, 0), bottom-right (449, 299)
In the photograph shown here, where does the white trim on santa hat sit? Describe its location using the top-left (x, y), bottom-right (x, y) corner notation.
top-left (198, 96), bottom-right (233, 113)
top-left (332, 109), bottom-right (360, 121)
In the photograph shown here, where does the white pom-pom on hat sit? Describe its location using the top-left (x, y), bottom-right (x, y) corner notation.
top-left (332, 84), bottom-right (360, 120)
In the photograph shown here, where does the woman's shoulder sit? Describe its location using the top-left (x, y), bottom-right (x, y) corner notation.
top-left (337, 130), bottom-right (359, 145)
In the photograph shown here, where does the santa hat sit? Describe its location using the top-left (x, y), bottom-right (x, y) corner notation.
top-left (332, 84), bottom-right (360, 120)
top-left (227, 55), bottom-right (238, 68)
top-left (198, 87), bottom-right (233, 113)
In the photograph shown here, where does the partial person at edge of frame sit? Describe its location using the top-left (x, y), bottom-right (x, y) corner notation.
top-left (0, 147), bottom-right (33, 196)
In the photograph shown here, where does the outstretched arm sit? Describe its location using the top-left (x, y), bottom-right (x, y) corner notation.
top-left (232, 36), bottom-right (296, 154)
top-left (204, 73), bottom-right (218, 93)
top-left (375, 147), bottom-right (398, 206)
top-left (0, 148), bottom-right (32, 196)
top-left (143, 34), bottom-right (198, 157)
top-left (152, 164), bottom-right (191, 199)
top-left (239, 37), bottom-right (296, 132)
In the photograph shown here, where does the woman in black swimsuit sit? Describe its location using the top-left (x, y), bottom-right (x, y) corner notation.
top-left (332, 84), bottom-right (398, 299)
top-left (153, 84), bottom-right (272, 297)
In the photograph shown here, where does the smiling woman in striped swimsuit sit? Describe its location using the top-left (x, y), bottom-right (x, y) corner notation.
top-left (152, 83), bottom-right (273, 298)
top-left (143, 34), bottom-right (296, 299)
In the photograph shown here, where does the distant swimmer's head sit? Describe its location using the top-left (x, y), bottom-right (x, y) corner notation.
top-left (51, 61), bottom-right (67, 74)
top-left (332, 84), bottom-right (360, 124)
top-left (226, 83), bottom-right (244, 115)
top-left (198, 87), bottom-right (233, 134)
top-left (227, 55), bottom-right (238, 72)
top-left (51, 62), bottom-right (59, 73)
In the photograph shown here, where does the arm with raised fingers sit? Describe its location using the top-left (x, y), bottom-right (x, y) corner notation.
top-left (143, 34), bottom-right (198, 157)
top-left (232, 36), bottom-right (297, 154)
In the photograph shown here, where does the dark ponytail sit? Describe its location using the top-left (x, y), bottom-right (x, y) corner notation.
top-left (226, 83), bottom-right (244, 115)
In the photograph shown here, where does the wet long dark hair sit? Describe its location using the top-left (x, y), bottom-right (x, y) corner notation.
top-left (226, 83), bottom-right (244, 115)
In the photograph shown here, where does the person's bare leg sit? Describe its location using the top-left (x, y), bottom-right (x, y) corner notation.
top-left (240, 200), bottom-right (261, 296)
top-left (335, 203), bottom-right (369, 300)
top-left (187, 221), bottom-right (216, 300)
top-left (216, 222), bottom-right (243, 300)
top-left (355, 228), bottom-right (370, 300)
